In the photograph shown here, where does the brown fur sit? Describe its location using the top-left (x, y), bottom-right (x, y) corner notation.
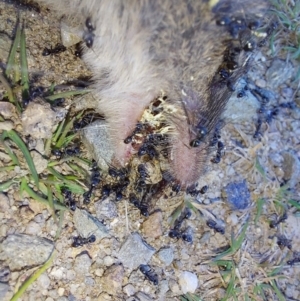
top-left (35, 0), bottom-right (270, 186)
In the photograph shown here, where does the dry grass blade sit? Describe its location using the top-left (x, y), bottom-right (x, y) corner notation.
top-left (45, 89), bottom-right (92, 101)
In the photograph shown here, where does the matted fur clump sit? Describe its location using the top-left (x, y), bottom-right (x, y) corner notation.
top-left (36, 0), bottom-right (271, 190)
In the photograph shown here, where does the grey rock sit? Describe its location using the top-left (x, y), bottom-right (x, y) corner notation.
top-left (117, 233), bottom-right (156, 269)
top-left (21, 97), bottom-right (67, 139)
top-left (74, 253), bottom-right (92, 275)
top-left (81, 120), bottom-right (114, 171)
top-left (158, 247), bottom-right (174, 266)
top-left (266, 58), bottom-right (294, 88)
top-left (0, 121), bottom-right (14, 131)
top-left (0, 234), bottom-right (54, 271)
top-left (135, 292), bottom-right (153, 301)
top-left (94, 198), bottom-right (118, 220)
top-left (85, 276), bottom-right (95, 286)
top-left (73, 209), bottom-right (109, 240)
top-left (282, 151), bottom-right (300, 187)
top-left (0, 193), bottom-right (10, 212)
top-left (100, 264), bottom-right (124, 295)
top-left (223, 79), bottom-right (260, 122)
top-left (223, 180), bottom-right (251, 210)
top-left (30, 150), bottom-right (48, 174)
top-left (0, 282), bottom-right (10, 300)
top-left (158, 279), bottom-right (169, 301)
top-left (60, 21), bottom-right (82, 47)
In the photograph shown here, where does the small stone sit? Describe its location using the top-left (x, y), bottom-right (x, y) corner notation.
top-left (223, 180), bottom-right (251, 210)
top-left (158, 280), bottom-right (169, 301)
top-left (94, 198), bottom-right (118, 220)
top-left (50, 266), bottom-right (65, 280)
top-left (38, 273), bottom-right (51, 289)
top-left (100, 264), bottom-right (124, 295)
top-left (135, 292), bottom-right (153, 301)
top-left (142, 211), bottom-right (163, 238)
top-left (266, 58), bottom-right (294, 88)
top-left (0, 193), bottom-right (10, 211)
top-left (57, 298), bottom-right (68, 301)
top-left (73, 209), bottom-right (109, 240)
top-left (25, 221), bottom-right (42, 235)
top-left (66, 269), bottom-right (76, 281)
top-left (30, 150), bottom-right (48, 174)
top-left (0, 234), bottom-right (54, 271)
top-left (57, 287), bottom-right (65, 296)
top-left (281, 151), bottom-right (300, 187)
top-left (0, 102), bottom-right (17, 119)
top-left (60, 21), bottom-right (82, 47)
top-left (103, 256), bottom-right (115, 266)
top-left (81, 120), bottom-right (114, 171)
top-left (123, 284), bottom-right (136, 296)
top-left (21, 98), bottom-right (67, 139)
top-left (158, 247), bottom-right (174, 266)
top-left (85, 276), bottom-right (95, 286)
top-left (0, 282), bottom-right (9, 300)
top-left (74, 253), bottom-right (92, 275)
top-left (0, 121), bottom-right (14, 131)
top-left (117, 233), bottom-right (156, 269)
top-left (178, 271), bottom-right (198, 294)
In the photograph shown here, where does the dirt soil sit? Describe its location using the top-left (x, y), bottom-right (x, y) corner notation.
top-left (0, 1), bottom-right (300, 301)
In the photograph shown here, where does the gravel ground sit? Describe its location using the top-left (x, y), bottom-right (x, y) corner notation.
top-left (0, 1), bottom-right (300, 301)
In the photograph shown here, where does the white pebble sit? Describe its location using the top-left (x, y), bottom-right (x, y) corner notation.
top-left (58, 287), bottom-right (65, 296)
top-left (179, 271), bottom-right (198, 294)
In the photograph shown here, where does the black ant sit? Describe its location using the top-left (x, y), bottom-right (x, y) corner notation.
top-left (270, 211), bottom-right (287, 228)
top-left (83, 187), bottom-right (93, 204)
top-left (276, 235), bottom-right (292, 250)
top-left (73, 113), bottom-right (95, 131)
top-left (90, 161), bottom-right (101, 185)
top-left (186, 184), bottom-right (208, 197)
top-left (61, 187), bottom-right (76, 211)
top-left (83, 17), bottom-right (95, 48)
top-left (206, 219), bottom-right (225, 234)
top-left (169, 207), bottom-right (192, 241)
top-left (129, 192), bottom-right (149, 216)
top-left (211, 141), bottom-right (224, 164)
top-left (287, 253), bottom-right (300, 266)
top-left (102, 184), bottom-right (111, 198)
top-left (42, 43), bottom-right (66, 56)
top-left (190, 125), bottom-right (208, 147)
top-left (72, 234), bottom-right (96, 247)
top-left (124, 122), bottom-right (144, 144)
top-left (23, 86), bottom-right (45, 106)
top-left (139, 264), bottom-right (158, 285)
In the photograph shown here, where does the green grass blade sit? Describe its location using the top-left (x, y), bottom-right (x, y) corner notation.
top-left (10, 251), bottom-right (56, 301)
top-left (270, 280), bottom-right (286, 301)
top-left (5, 24), bottom-right (21, 80)
top-left (0, 73), bottom-right (22, 112)
top-left (20, 25), bottom-right (30, 100)
top-left (44, 89), bottom-right (92, 101)
top-left (21, 178), bottom-right (67, 211)
top-left (47, 184), bottom-right (57, 222)
top-left (4, 130), bottom-right (39, 188)
top-left (47, 166), bottom-right (85, 194)
top-left (288, 199), bottom-right (300, 210)
top-left (55, 116), bottom-right (77, 148)
top-left (0, 136), bottom-right (20, 165)
top-left (0, 178), bottom-right (19, 192)
top-left (255, 198), bottom-right (265, 225)
top-left (231, 220), bottom-right (249, 252)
